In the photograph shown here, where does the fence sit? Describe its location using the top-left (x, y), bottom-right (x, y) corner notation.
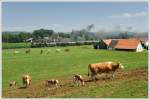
top-left (31, 40), bottom-right (99, 48)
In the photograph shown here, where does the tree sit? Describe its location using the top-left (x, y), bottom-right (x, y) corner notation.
top-left (58, 32), bottom-right (70, 38)
top-left (32, 29), bottom-right (54, 39)
top-left (18, 32), bottom-right (32, 42)
top-left (86, 24), bottom-right (94, 31)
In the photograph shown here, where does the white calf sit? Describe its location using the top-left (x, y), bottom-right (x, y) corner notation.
top-left (73, 74), bottom-right (85, 86)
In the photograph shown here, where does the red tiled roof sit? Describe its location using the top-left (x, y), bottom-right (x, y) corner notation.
top-left (103, 39), bottom-right (112, 46)
top-left (114, 38), bottom-right (141, 50)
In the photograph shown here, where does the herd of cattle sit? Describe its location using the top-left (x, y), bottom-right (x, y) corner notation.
top-left (13, 48), bottom-right (68, 55)
top-left (9, 57), bottom-right (124, 89)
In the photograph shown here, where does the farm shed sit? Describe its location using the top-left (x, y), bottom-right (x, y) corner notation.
top-left (25, 38), bottom-right (33, 42)
top-left (114, 39), bottom-right (144, 52)
top-left (93, 40), bottom-right (107, 49)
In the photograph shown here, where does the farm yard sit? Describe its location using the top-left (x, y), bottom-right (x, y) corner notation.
top-left (2, 45), bottom-right (148, 98)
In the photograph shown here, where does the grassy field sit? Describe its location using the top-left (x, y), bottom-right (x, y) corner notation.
top-left (2, 45), bottom-right (148, 98)
top-left (2, 42), bottom-right (31, 49)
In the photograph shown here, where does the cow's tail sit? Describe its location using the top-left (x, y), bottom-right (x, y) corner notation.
top-left (88, 64), bottom-right (90, 76)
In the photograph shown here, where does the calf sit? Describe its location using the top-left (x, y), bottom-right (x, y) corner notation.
top-left (45, 79), bottom-right (59, 88)
top-left (9, 80), bottom-right (16, 88)
top-left (25, 49), bottom-right (30, 54)
top-left (41, 49), bottom-right (43, 54)
top-left (65, 49), bottom-right (70, 52)
top-left (22, 75), bottom-right (31, 88)
top-left (47, 49), bottom-right (51, 54)
top-left (73, 74), bottom-right (85, 86)
top-left (14, 51), bottom-right (19, 55)
top-left (56, 49), bottom-right (61, 53)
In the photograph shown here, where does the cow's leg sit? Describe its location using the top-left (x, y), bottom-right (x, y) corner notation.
top-left (81, 81), bottom-right (85, 86)
top-left (80, 80), bottom-right (83, 86)
top-left (105, 73), bottom-right (108, 79)
top-left (55, 83), bottom-right (58, 88)
top-left (73, 77), bottom-right (76, 86)
top-left (28, 80), bottom-right (31, 85)
top-left (77, 80), bottom-right (80, 87)
top-left (25, 82), bottom-right (27, 88)
top-left (91, 73), bottom-right (97, 81)
top-left (78, 81), bottom-right (80, 87)
top-left (74, 79), bottom-right (78, 87)
top-left (91, 73), bottom-right (95, 81)
top-left (73, 78), bottom-right (78, 87)
top-left (111, 71), bottom-right (115, 78)
top-left (27, 79), bottom-right (30, 86)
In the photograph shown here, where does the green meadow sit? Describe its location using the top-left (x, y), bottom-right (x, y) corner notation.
top-left (2, 45), bottom-right (148, 98)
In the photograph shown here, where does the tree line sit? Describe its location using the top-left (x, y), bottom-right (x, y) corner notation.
top-left (2, 27), bottom-right (147, 43)
top-left (2, 29), bottom-right (71, 43)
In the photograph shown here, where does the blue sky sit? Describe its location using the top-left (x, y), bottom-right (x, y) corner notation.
top-left (2, 2), bottom-right (148, 32)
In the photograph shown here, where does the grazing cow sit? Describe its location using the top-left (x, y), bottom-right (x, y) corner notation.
top-left (73, 74), bottom-right (85, 86)
top-left (25, 49), bottom-right (30, 54)
top-left (22, 75), bottom-right (31, 88)
top-left (56, 49), bottom-right (61, 53)
top-left (9, 80), bottom-right (16, 88)
top-left (47, 49), bottom-right (51, 54)
top-left (65, 49), bottom-right (70, 52)
top-left (41, 49), bottom-right (43, 54)
top-left (14, 51), bottom-right (19, 55)
top-left (45, 79), bottom-right (59, 88)
top-left (88, 61), bottom-right (124, 81)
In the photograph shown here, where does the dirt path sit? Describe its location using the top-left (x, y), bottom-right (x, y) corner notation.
top-left (3, 68), bottom-right (148, 98)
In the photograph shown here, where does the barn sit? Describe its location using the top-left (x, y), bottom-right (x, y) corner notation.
top-left (114, 39), bottom-right (144, 52)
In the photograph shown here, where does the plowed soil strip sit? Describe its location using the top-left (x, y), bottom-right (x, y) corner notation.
top-left (3, 68), bottom-right (148, 98)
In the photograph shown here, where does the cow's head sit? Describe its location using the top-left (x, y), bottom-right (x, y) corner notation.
top-left (119, 62), bottom-right (124, 69)
top-left (10, 83), bottom-right (12, 87)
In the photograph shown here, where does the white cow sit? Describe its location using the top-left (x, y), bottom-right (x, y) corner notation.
top-left (14, 50), bottom-right (19, 55)
top-left (56, 49), bottom-right (61, 53)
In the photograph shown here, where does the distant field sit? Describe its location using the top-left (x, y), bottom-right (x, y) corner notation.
top-left (2, 42), bottom-right (31, 49)
top-left (2, 45), bottom-right (148, 98)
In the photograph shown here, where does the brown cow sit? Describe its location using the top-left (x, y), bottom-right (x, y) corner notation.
top-left (25, 49), bottom-right (30, 54)
top-left (22, 75), bottom-right (31, 88)
top-left (73, 74), bottom-right (85, 86)
top-left (40, 49), bottom-right (43, 54)
top-left (88, 61), bottom-right (124, 81)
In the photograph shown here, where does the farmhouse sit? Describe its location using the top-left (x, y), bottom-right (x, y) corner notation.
top-left (94, 39), bottom-right (119, 49)
top-left (25, 38), bottom-right (33, 42)
top-left (138, 37), bottom-right (148, 50)
top-left (103, 39), bottom-right (119, 49)
top-left (94, 38), bottom-right (144, 52)
top-left (114, 38), bottom-right (144, 52)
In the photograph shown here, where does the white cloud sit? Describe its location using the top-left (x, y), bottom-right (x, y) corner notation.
top-left (3, 24), bottom-right (85, 32)
top-left (109, 11), bottom-right (147, 18)
top-left (123, 13), bottom-right (131, 17)
top-left (134, 11), bottom-right (147, 17)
